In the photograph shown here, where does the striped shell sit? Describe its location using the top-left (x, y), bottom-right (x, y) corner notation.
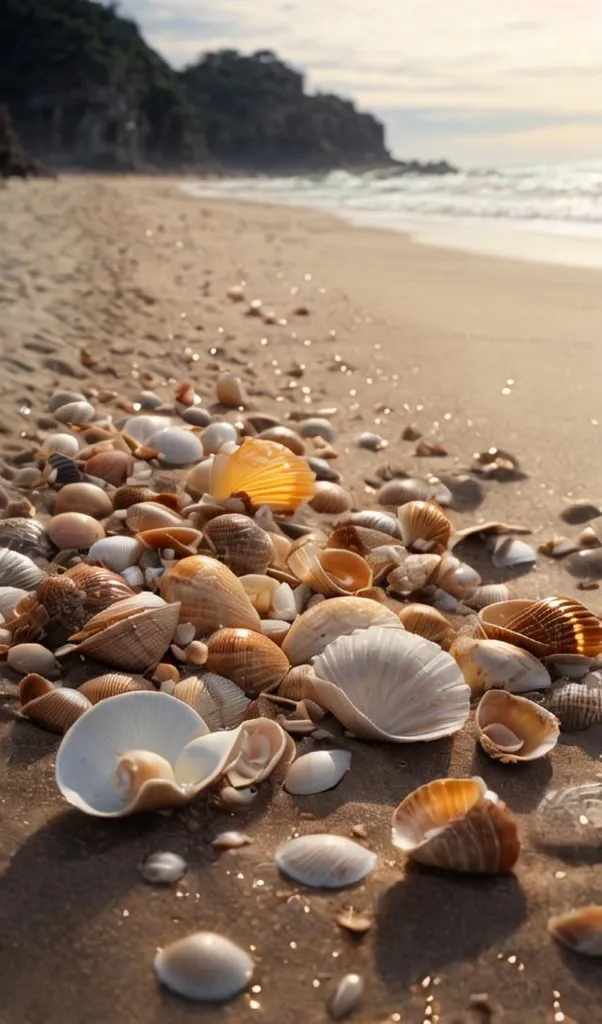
top-left (78, 673), bottom-right (154, 702)
top-left (174, 672), bottom-right (251, 729)
top-left (203, 514), bottom-right (274, 575)
top-left (0, 549), bottom-right (45, 590)
top-left (205, 628), bottom-right (290, 695)
top-left (69, 602), bottom-right (180, 672)
top-left (541, 675), bottom-right (602, 731)
top-left (209, 437), bottom-right (315, 512)
top-left (479, 597), bottom-right (602, 657)
top-left (159, 555), bottom-right (261, 636)
top-left (397, 501), bottom-right (452, 553)
top-left (398, 604), bottom-right (456, 648)
top-left (20, 687), bottom-right (92, 734)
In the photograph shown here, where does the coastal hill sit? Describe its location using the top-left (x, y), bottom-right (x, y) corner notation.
top-left (0, 0), bottom-right (453, 174)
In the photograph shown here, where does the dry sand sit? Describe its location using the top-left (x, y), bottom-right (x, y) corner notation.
top-left (0, 176), bottom-right (601, 1024)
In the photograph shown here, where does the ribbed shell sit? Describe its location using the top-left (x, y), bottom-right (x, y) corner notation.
top-left (451, 636), bottom-right (551, 695)
top-left (392, 777), bottom-right (520, 873)
top-left (274, 834), bottom-right (377, 888)
top-left (78, 673), bottom-right (154, 702)
top-left (281, 596), bottom-right (403, 666)
top-left (209, 437), bottom-right (316, 512)
top-left (70, 602), bottom-right (180, 672)
top-left (287, 541), bottom-right (372, 596)
top-left (311, 626), bottom-right (470, 742)
top-left (548, 907), bottom-right (602, 957)
top-left (87, 536), bottom-right (144, 572)
top-left (348, 510), bottom-right (401, 537)
top-left (475, 690), bottom-right (560, 762)
top-left (21, 688), bottom-right (92, 734)
top-left (398, 604), bottom-right (456, 648)
top-left (62, 563), bottom-right (135, 611)
top-left (285, 750), bottom-right (351, 795)
top-left (377, 478), bottom-right (430, 507)
top-left (159, 555), bottom-right (261, 636)
top-left (0, 517), bottom-right (55, 559)
top-left (126, 502), bottom-right (183, 532)
top-left (541, 675), bottom-right (602, 731)
top-left (397, 501), bottom-right (452, 553)
top-left (479, 597), bottom-right (602, 657)
top-left (205, 628), bottom-right (290, 695)
top-left (0, 549), bottom-right (45, 590)
top-left (466, 584), bottom-right (511, 610)
top-left (174, 672), bottom-right (251, 729)
top-left (203, 514), bottom-right (274, 575)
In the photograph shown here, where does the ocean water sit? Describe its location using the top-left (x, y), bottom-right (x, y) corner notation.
top-left (181, 161), bottom-right (602, 269)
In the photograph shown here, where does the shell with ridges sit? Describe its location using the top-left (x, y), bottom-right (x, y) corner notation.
top-left (0, 549), bottom-right (45, 590)
top-left (174, 672), bottom-right (251, 729)
top-left (475, 689), bottom-right (560, 762)
top-left (287, 540), bottom-right (372, 597)
top-left (540, 675), bottom-right (602, 731)
top-left (466, 584), bottom-right (511, 610)
top-left (326, 523), bottom-right (398, 556)
top-left (69, 601), bottom-right (180, 672)
top-left (274, 834), bottom-right (377, 889)
top-left (398, 604), bottom-right (456, 648)
top-left (348, 510), bottom-right (401, 537)
top-left (397, 501), bottom-right (452, 553)
top-left (205, 628), bottom-right (290, 695)
top-left (21, 688), bottom-right (92, 734)
top-left (78, 673), bottom-right (154, 703)
top-left (209, 437), bottom-right (315, 512)
top-left (0, 517), bottom-right (55, 559)
top-left (392, 776), bottom-right (520, 874)
top-left (451, 636), bottom-right (551, 695)
top-left (154, 931), bottom-right (254, 1001)
top-left (88, 536), bottom-right (144, 572)
top-left (548, 907), bottom-right (602, 957)
top-left (282, 596), bottom-right (403, 666)
top-left (203, 514), bottom-right (274, 576)
top-left (160, 555), bottom-right (261, 636)
top-left (479, 596), bottom-right (602, 657)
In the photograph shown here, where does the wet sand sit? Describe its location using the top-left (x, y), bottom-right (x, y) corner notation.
top-left (0, 176), bottom-right (601, 1024)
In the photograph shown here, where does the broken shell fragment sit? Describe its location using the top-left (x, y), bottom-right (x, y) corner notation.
top-left (475, 690), bottom-right (560, 762)
top-left (282, 596), bottom-right (402, 665)
top-left (154, 931), bottom-right (254, 1001)
top-left (141, 851), bottom-right (187, 885)
top-left (397, 501), bottom-right (452, 553)
top-left (548, 906), bottom-right (602, 958)
top-left (392, 777), bottom-right (520, 874)
top-left (210, 437), bottom-right (315, 512)
top-left (275, 834), bottom-right (377, 888)
top-left (285, 749), bottom-right (351, 795)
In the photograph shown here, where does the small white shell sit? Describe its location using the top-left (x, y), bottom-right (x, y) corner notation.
top-left (202, 422), bottom-right (238, 456)
top-left (211, 831), bottom-right (253, 850)
top-left (141, 851), bottom-right (187, 884)
top-left (44, 433), bottom-right (81, 457)
top-left (274, 834), bottom-right (377, 888)
top-left (147, 428), bottom-right (203, 466)
top-left (123, 415), bottom-right (172, 444)
top-left (7, 643), bottom-right (61, 678)
top-left (54, 400), bottom-right (95, 424)
top-left (154, 932), bottom-right (253, 1001)
top-left (329, 973), bottom-right (365, 1020)
top-left (0, 586), bottom-right (29, 618)
top-left (285, 750), bottom-right (351, 796)
top-left (88, 536), bottom-right (144, 572)
top-left (492, 537), bottom-right (537, 568)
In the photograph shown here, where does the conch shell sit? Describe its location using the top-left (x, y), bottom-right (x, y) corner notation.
top-left (392, 777), bottom-right (520, 874)
top-left (209, 437), bottom-right (315, 512)
top-left (475, 690), bottom-right (560, 762)
top-left (281, 596), bottom-right (403, 666)
top-left (287, 540), bottom-right (372, 597)
top-left (479, 597), bottom-right (602, 657)
top-left (160, 555), bottom-right (261, 636)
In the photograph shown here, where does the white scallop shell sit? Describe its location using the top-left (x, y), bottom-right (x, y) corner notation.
top-left (281, 596), bottom-right (403, 666)
top-left (285, 750), bottom-right (351, 795)
top-left (274, 833), bottom-right (377, 888)
top-left (88, 536), bottom-right (144, 572)
top-left (154, 932), bottom-right (253, 1001)
top-left (147, 428), bottom-right (203, 465)
top-left (311, 626), bottom-right (470, 742)
top-left (201, 422), bottom-right (238, 456)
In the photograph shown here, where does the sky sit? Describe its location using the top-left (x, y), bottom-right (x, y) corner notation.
top-left (111, 0), bottom-right (602, 165)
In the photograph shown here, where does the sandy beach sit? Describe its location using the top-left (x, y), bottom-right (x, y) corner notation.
top-left (1, 175), bottom-right (601, 1024)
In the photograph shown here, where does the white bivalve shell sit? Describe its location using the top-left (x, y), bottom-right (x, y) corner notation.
top-left (274, 833), bottom-right (377, 888)
top-left (154, 931), bottom-right (253, 1002)
top-left (147, 427), bottom-right (203, 466)
top-left (451, 636), bottom-right (551, 695)
top-left (285, 750), bottom-right (351, 795)
top-left (281, 596), bottom-right (403, 666)
top-left (311, 626), bottom-right (470, 742)
top-left (475, 689), bottom-right (560, 763)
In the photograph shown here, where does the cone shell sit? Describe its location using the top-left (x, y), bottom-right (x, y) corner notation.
top-left (541, 675), bottom-right (602, 731)
top-left (549, 907), bottom-right (602, 957)
top-left (70, 602), bottom-right (180, 672)
top-left (479, 597), bottom-right (602, 657)
top-left (287, 540), bottom-right (372, 597)
top-left (398, 604), bottom-right (456, 648)
top-left (205, 628), bottom-right (290, 695)
top-left (203, 514), bottom-right (274, 576)
top-left (312, 626), bottom-right (470, 742)
top-left (476, 690), bottom-right (560, 762)
top-left (392, 777), bottom-right (520, 874)
top-left (309, 482), bottom-right (353, 515)
top-left (451, 636), bottom-right (551, 696)
top-left (174, 672), bottom-right (251, 729)
top-left (154, 932), bottom-right (254, 1002)
top-left (282, 596), bottom-right (402, 666)
top-left (209, 437), bottom-right (315, 512)
top-left (78, 673), bottom-right (154, 702)
top-left (397, 501), bottom-right (452, 553)
top-left (21, 688), bottom-right (92, 734)
top-left (160, 555), bottom-right (261, 636)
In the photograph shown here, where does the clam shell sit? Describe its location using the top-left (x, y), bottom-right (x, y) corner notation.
top-left (160, 555), bottom-right (261, 636)
top-left (257, 426), bottom-right (305, 455)
top-left (78, 673), bottom-right (154, 702)
top-left (7, 643), bottom-right (61, 678)
top-left (348, 510), bottom-right (400, 537)
top-left (54, 400), bottom-right (95, 424)
top-left (282, 596), bottom-right (402, 666)
top-left (209, 437), bottom-right (315, 512)
top-left (54, 483), bottom-right (113, 519)
top-left (260, 618), bottom-right (290, 645)
top-left (305, 457), bottom-right (342, 483)
top-left (288, 541), bottom-right (372, 597)
top-left (480, 597), bottom-right (602, 657)
top-left (398, 604), bottom-right (456, 648)
top-left (154, 932), bottom-right (253, 1001)
top-left (205, 628), bottom-right (290, 695)
top-left (147, 427), bottom-right (203, 465)
top-left (123, 414), bottom-right (172, 444)
top-left (466, 584), bottom-right (511, 610)
top-left (451, 636), bottom-right (551, 695)
top-left (174, 672), bottom-right (250, 729)
top-left (392, 777), bottom-right (520, 874)
top-left (204, 514), bottom-right (274, 575)
top-left (21, 688), bottom-right (92, 734)
top-left (45, 453), bottom-right (84, 485)
top-left (201, 422), bottom-right (238, 456)
top-left (541, 675), bottom-right (602, 731)
top-left (141, 851), bottom-right (187, 884)
top-left (312, 626), bottom-right (470, 742)
top-left (216, 372), bottom-right (248, 409)
top-left (309, 482), bottom-right (353, 515)
top-left (88, 536), bottom-right (144, 572)
top-left (84, 450), bottom-right (131, 486)
top-left (69, 593), bottom-right (168, 638)
top-left (491, 536), bottom-right (537, 568)
top-left (377, 478), bottom-right (430, 507)
top-left (397, 501), bottom-right (452, 553)
top-left (48, 390), bottom-right (86, 413)
top-left (297, 418), bottom-right (336, 442)
top-left (329, 974), bottom-right (365, 1021)
top-left (549, 907), bottom-right (602, 957)
top-left (0, 549), bottom-right (45, 590)
top-left (386, 553), bottom-right (441, 595)
top-left (278, 664), bottom-right (316, 701)
top-left (175, 717), bottom-right (293, 791)
top-left (476, 690), bottom-right (559, 762)
top-left (44, 432), bottom-right (81, 457)
top-left (274, 834), bottom-right (377, 889)
top-left (285, 749), bottom-right (351, 795)
top-left (70, 602), bottom-right (180, 672)
top-left (19, 672), bottom-right (54, 703)
top-left (61, 563), bottom-right (136, 611)
top-left (0, 518), bottom-right (55, 559)
top-left (47, 512), bottom-right (105, 550)
top-left (126, 502), bottom-right (183, 532)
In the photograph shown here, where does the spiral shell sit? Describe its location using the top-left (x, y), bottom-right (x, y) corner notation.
top-left (549, 907), bottom-right (602, 957)
top-left (479, 597), bottom-right (602, 657)
top-left (209, 437), bottom-right (315, 512)
top-left (160, 555), bottom-right (261, 636)
top-left (287, 540), bottom-right (372, 597)
top-left (397, 501), bottom-right (452, 553)
top-left (203, 514), bottom-right (274, 576)
top-left (205, 628), bottom-right (290, 695)
top-left (392, 777), bottom-right (520, 874)
top-left (475, 690), bottom-right (560, 762)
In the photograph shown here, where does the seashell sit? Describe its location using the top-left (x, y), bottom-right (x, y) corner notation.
top-left (549, 907), bottom-right (602, 957)
top-left (160, 556), bottom-right (261, 636)
top-left (357, 431), bottom-right (387, 452)
top-left (0, 549), bottom-right (45, 590)
top-left (538, 536), bottom-right (578, 558)
top-left (377, 478), bottom-right (430, 507)
top-left (204, 514), bottom-right (274, 576)
top-left (435, 552), bottom-right (481, 598)
top-left (326, 523), bottom-right (397, 558)
top-left (141, 851), bottom-right (187, 884)
top-left (312, 626), bottom-right (469, 742)
top-left (216, 372), bottom-right (248, 409)
top-left (472, 447), bottom-right (520, 476)
top-left (210, 438), bottom-right (315, 512)
top-left (491, 536), bottom-right (537, 568)
top-left (329, 973), bottom-right (365, 1020)
top-left (78, 673), bottom-right (154, 703)
top-left (84, 450), bottom-right (131, 486)
top-left (535, 782), bottom-right (602, 845)
top-left (451, 636), bottom-right (551, 695)
top-left (112, 486), bottom-right (161, 510)
top-left (543, 652), bottom-right (600, 680)
top-left (267, 531), bottom-right (293, 569)
top-left (578, 525), bottom-right (602, 548)
top-left (540, 675), bottom-right (602, 731)
top-left (201, 422), bottom-right (238, 456)
top-left (184, 459), bottom-right (214, 500)
top-left (391, 777), bottom-right (520, 874)
top-left (54, 400), bottom-right (95, 424)
top-left (386, 553), bottom-right (441, 595)
top-left (279, 664), bottom-right (316, 702)
top-left (275, 834), bottom-right (377, 889)
top-left (454, 522), bottom-right (533, 546)
top-left (211, 831), bottom-right (253, 850)
top-left (70, 601), bottom-right (180, 672)
top-left (174, 716), bottom-right (293, 792)
top-left (44, 452), bottom-right (85, 487)
top-left (307, 483), bottom-right (350, 517)
top-left (47, 512), bottom-right (105, 550)
top-left (0, 517), bottom-right (55, 559)
top-left (174, 673), bottom-right (250, 729)
top-left (305, 457), bottom-right (342, 483)
top-left (285, 749), bottom-right (351, 795)
top-left (397, 501), bottom-right (452, 553)
top-left (7, 643), bottom-right (61, 678)
top-left (0, 586), bottom-right (29, 618)
top-left (335, 909), bottom-right (373, 935)
top-left (126, 502), bottom-right (183, 532)
top-left (138, 527), bottom-right (203, 557)
top-left (44, 432), bottom-right (81, 457)
top-left (181, 406), bottom-right (212, 428)
top-left (466, 584), bottom-right (511, 610)
top-left (227, 284), bottom-right (246, 302)
top-left (21, 687), bottom-right (92, 734)
top-left (154, 932), bottom-right (253, 1001)
top-left (288, 541), bottom-right (372, 597)
top-left (54, 483), bottom-right (113, 519)
top-left (479, 596), bottom-right (602, 657)
top-left (69, 592), bottom-right (170, 636)
top-left (566, 548), bottom-right (602, 579)
top-left (560, 501), bottom-right (602, 525)
top-left (260, 619), bottom-right (290, 644)
top-left (88, 535), bottom-right (144, 572)
top-left (19, 672), bottom-right (54, 703)
top-left (123, 414), bottom-right (172, 444)
top-left (257, 427), bottom-right (305, 455)
top-left (216, 784), bottom-right (259, 810)
top-left (475, 690), bottom-right (559, 762)
top-left (348, 510), bottom-right (400, 537)
top-left (205, 628), bottom-right (290, 695)
top-left (398, 604), bottom-right (456, 648)
top-left (297, 418), bottom-right (337, 442)
top-left (147, 427), bottom-right (203, 466)
top-left (282, 596), bottom-right (403, 665)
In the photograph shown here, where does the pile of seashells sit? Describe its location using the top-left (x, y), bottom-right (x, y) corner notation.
top-left (2, 378), bottom-right (602, 1006)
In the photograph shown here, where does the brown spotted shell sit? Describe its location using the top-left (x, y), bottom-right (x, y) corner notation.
top-left (205, 628), bottom-right (290, 695)
top-left (479, 597), bottom-right (602, 657)
top-left (203, 514), bottom-right (275, 575)
top-left (397, 501), bottom-right (452, 553)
